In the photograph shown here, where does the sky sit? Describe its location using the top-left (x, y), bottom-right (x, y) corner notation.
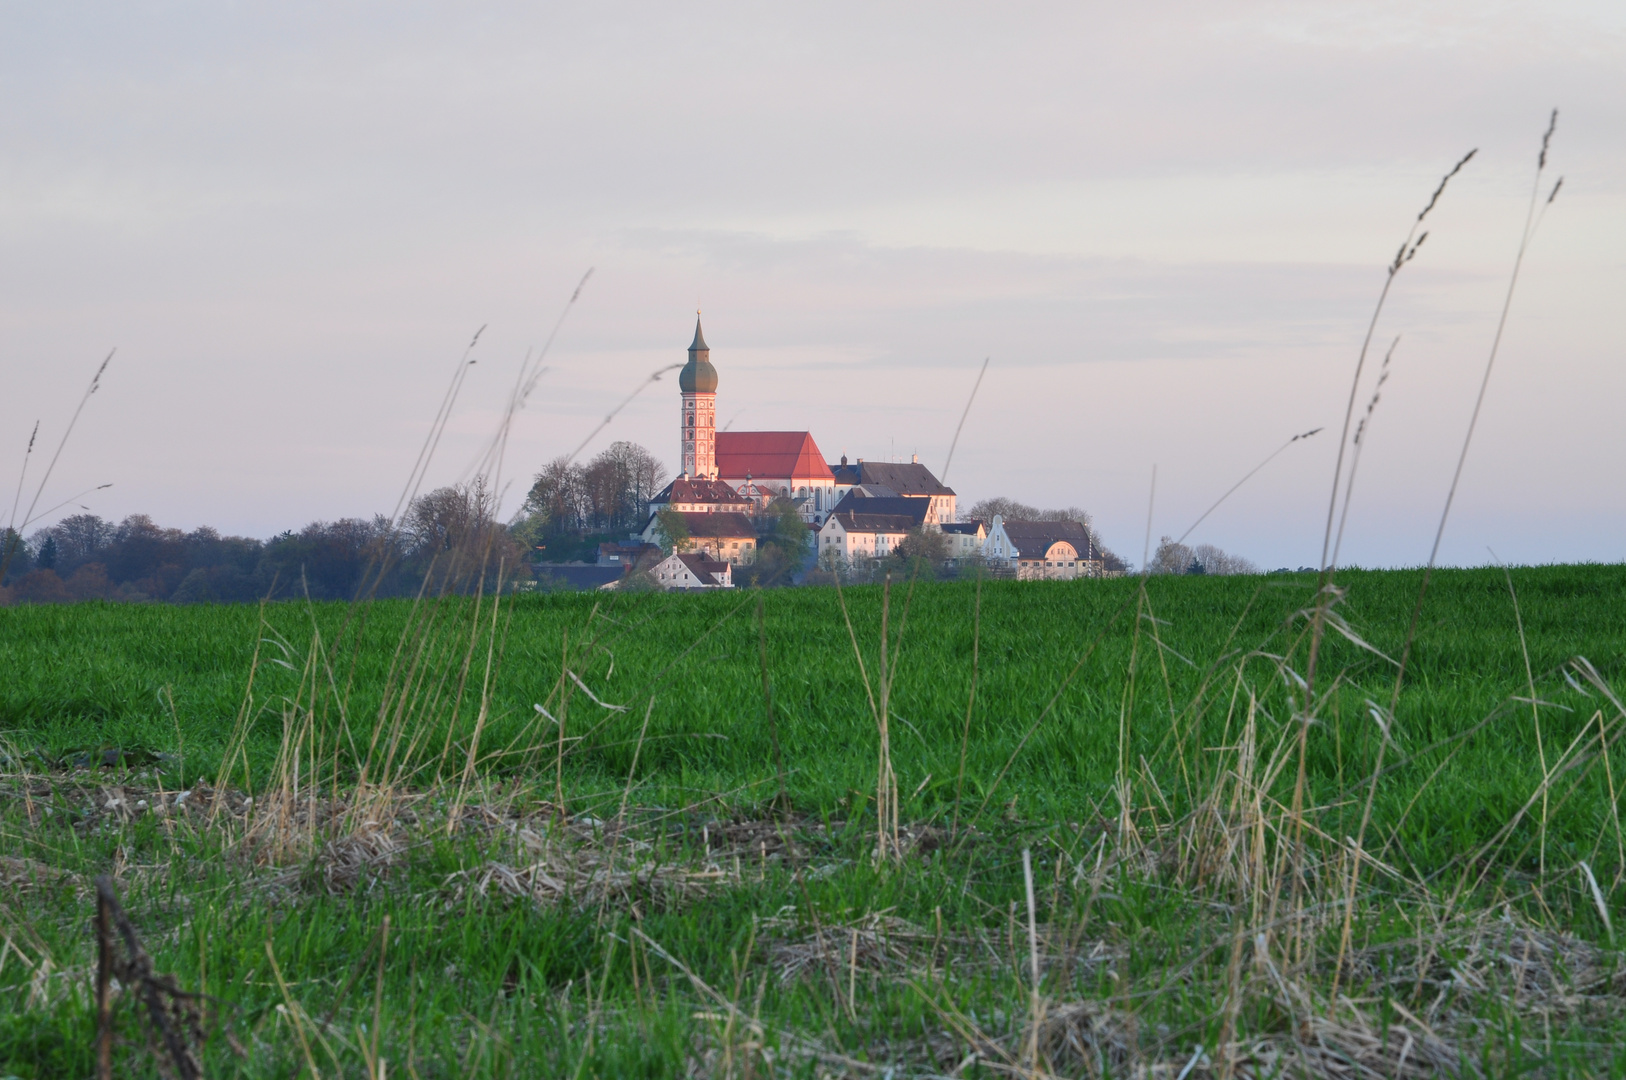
top-left (3, 1), bottom-right (1623, 569)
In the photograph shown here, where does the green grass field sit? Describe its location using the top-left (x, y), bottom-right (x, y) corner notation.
top-left (4, 565), bottom-right (1625, 1077)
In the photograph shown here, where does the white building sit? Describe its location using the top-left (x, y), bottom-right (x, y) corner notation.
top-left (828, 456), bottom-right (956, 524)
top-left (984, 516), bottom-right (1102, 580)
top-left (647, 476), bottom-right (755, 516)
top-left (940, 520), bottom-right (987, 566)
top-left (639, 510), bottom-right (758, 565)
top-left (650, 551), bottom-right (733, 590)
top-left (817, 496), bottom-right (930, 565)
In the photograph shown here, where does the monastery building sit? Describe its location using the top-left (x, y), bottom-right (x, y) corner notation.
top-left (638, 318), bottom-right (1103, 583)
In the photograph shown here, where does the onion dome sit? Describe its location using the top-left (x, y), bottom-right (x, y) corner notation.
top-left (679, 317), bottom-right (718, 393)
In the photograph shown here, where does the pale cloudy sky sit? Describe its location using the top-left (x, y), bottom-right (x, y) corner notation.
top-left (4, 2), bottom-right (1623, 568)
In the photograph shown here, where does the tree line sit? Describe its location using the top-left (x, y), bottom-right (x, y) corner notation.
top-left (1, 438), bottom-right (692, 604)
top-left (0, 481), bottom-right (528, 606)
top-left (3, 442), bottom-right (1206, 602)
top-left (1147, 536), bottom-right (1259, 576)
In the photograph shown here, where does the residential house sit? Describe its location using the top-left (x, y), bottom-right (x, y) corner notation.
top-left (983, 516), bottom-right (1102, 580)
top-left (940, 520), bottom-right (987, 566)
top-left (646, 477), bottom-right (755, 516)
top-left (817, 496), bottom-right (930, 565)
top-left (651, 551), bottom-right (733, 590)
top-left (533, 564), bottom-right (627, 591)
top-left (640, 510), bottom-right (758, 565)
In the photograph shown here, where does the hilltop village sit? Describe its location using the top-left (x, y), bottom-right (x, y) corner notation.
top-left (569, 320), bottom-right (1109, 590)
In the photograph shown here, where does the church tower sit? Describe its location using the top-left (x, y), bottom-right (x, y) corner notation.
top-left (678, 316), bottom-right (718, 478)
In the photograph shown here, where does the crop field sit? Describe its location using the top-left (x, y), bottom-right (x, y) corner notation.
top-left (3, 564), bottom-right (1626, 1077)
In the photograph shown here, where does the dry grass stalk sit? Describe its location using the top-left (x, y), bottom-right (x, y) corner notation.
top-left (875, 572), bottom-right (899, 862)
top-left (829, 566), bottom-right (892, 864)
top-left (1333, 111), bottom-right (1567, 1004)
top-left (2, 350), bottom-right (115, 583)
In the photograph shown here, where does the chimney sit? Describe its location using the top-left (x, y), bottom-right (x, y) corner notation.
top-left (911, 453), bottom-right (918, 464)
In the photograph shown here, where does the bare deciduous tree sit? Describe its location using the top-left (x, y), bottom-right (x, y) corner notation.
top-left (1150, 536), bottom-right (1258, 575)
top-left (1192, 542), bottom-right (1259, 576)
top-left (897, 526), bottom-right (949, 564)
top-left (1150, 536), bottom-right (1196, 575)
top-left (523, 456), bottom-right (586, 535)
top-left (967, 497), bottom-right (1041, 523)
top-left (406, 478), bottom-right (529, 591)
top-left (520, 441), bottom-right (668, 538)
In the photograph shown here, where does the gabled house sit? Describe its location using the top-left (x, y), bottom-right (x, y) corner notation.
top-left (939, 520), bottom-right (987, 566)
top-left (640, 510), bottom-right (758, 564)
top-left (828, 455), bottom-right (957, 524)
top-left (984, 516), bottom-right (1102, 580)
top-left (646, 477), bottom-right (755, 516)
top-left (651, 551), bottom-right (733, 590)
top-left (817, 496), bottom-right (930, 564)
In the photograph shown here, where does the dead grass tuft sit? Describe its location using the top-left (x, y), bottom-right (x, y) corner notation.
top-left (764, 910), bottom-right (936, 984)
top-left (450, 831), bottom-right (726, 912)
top-left (1, 854), bottom-right (85, 898)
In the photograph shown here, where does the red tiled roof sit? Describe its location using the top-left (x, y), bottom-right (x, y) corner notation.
top-left (716, 432), bottom-right (834, 482)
